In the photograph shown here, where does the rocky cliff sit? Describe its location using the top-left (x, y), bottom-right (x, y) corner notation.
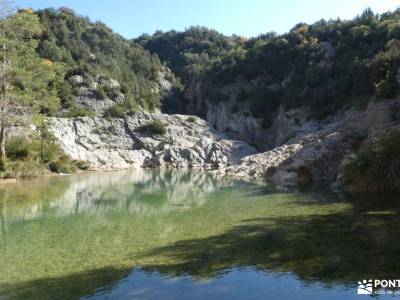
top-left (49, 98), bottom-right (399, 191)
top-left (50, 112), bottom-right (257, 170)
top-left (218, 99), bottom-right (400, 188)
top-left (183, 78), bottom-right (314, 152)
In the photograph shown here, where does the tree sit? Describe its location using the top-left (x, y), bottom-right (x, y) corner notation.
top-left (0, 2), bottom-right (57, 170)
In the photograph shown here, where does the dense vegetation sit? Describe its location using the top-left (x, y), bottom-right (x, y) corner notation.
top-left (2, 5), bottom-right (400, 190)
top-left (138, 9), bottom-right (400, 121)
top-left (137, 27), bottom-right (241, 82)
top-left (137, 120), bottom-right (168, 136)
top-left (0, 7), bottom-right (90, 178)
top-left (3, 135), bottom-right (89, 179)
top-left (0, 6), bottom-right (182, 178)
top-left (341, 130), bottom-right (400, 191)
top-left (36, 7), bottom-right (168, 115)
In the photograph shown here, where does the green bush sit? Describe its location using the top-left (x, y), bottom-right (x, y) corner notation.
top-left (93, 87), bottom-right (107, 100)
top-left (0, 157), bottom-right (5, 172)
top-left (37, 8), bottom-right (163, 114)
top-left (230, 105), bottom-right (239, 114)
top-left (376, 78), bottom-right (398, 98)
top-left (2, 136), bottom-right (90, 178)
top-left (389, 102), bottom-right (399, 122)
top-left (48, 159), bottom-right (76, 174)
top-left (5, 137), bottom-right (31, 160)
top-left (186, 116), bottom-right (197, 123)
top-left (66, 106), bottom-right (96, 118)
top-left (236, 89), bottom-right (249, 102)
top-left (1, 160), bottom-right (46, 179)
top-left (103, 98), bottom-right (140, 118)
top-left (261, 115), bottom-right (273, 129)
top-left (340, 130), bottom-right (400, 191)
top-left (103, 104), bottom-right (126, 118)
top-left (138, 120), bottom-right (167, 135)
top-left (73, 160), bottom-right (91, 170)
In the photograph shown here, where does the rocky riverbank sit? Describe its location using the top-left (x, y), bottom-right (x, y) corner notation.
top-left (219, 98), bottom-right (400, 189)
top-left (48, 98), bottom-right (399, 191)
top-left (50, 112), bottom-right (257, 170)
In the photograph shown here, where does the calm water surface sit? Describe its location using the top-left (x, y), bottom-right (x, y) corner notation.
top-left (0, 170), bottom-right (399, 299)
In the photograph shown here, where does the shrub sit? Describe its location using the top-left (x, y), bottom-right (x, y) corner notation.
top-left (389, 102), bottom-right (399, 122)
top-left (261, 115), bottom-right (273, 129)
top-left (93, 86), bottom-right (107, 100)
top-left (103, 104), bottom-right (126, 118)
top-left (236, 89), bottom-right (248, 102)
top-left (49, 155), bottom-right (76, 174)
top-left (340, 130), bottom-right (400, 191)
top-left (73, 160), bottom-right (91, 170)
top-left (5, 137), bottom-right (31, 160)
top-left (2, 136), bottom-right (90, 178)
top-left (103, 98), bottom-right (139, 118)
top-left (138, 120), bottom-right (167, 135)
top-left (376, 78), bottom-right (398, 98)
top-left (186, 116), bottom-right (197, 123)
top-left (103, 85), bottom-right (121, 100)
top-left (66, 106), bottom-right (96, 118)
top-left (0, 157), bottom-right (5, 172)
top-left (230, 105), bottom-right (239, 114)
top-left (297, 165), bottom-right (313, 186)
top-left (1, 161), bottom-right (46, 179)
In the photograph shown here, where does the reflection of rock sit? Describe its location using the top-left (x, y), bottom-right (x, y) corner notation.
top-left (2, 170), bottom-right (240, 221)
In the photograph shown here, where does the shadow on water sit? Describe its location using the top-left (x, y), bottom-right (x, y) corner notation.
top-left (0, 170), bottom-right (399, 299)
top-left (3, 197), bottom-right (400, 299)
top-left (138, 193), bottom-right (400, 283)
top-left (0, 267), bottom-right (132, 300)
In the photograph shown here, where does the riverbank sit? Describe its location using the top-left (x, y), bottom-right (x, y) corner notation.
top-left (47, 99), bottom-right (400, 193)
top-left (3, 98), bottom-right (399, 193)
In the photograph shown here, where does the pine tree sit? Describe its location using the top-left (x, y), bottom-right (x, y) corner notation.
top-left (0, 2), bottom-right (62, 170)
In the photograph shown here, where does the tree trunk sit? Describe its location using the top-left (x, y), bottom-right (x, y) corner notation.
top-left (0, 124), bottom-right (5, 171)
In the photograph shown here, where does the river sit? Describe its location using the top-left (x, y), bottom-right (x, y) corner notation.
top-left (0, 170), bottom-right (399, 299)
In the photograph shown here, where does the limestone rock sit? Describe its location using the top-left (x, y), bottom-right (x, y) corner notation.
top-left (49, 112), bottom-right (257, 171)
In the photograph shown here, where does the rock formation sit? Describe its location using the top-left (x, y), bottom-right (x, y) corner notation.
top-left (50, 112), bottom-right (257, 170)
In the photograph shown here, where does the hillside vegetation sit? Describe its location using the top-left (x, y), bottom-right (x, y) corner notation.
top-left (138, 9), bottom-right (400, 121)
top-left (36, 7), bottom-right (173, 116)
top-left (1, 6), bottom-right (400, 192)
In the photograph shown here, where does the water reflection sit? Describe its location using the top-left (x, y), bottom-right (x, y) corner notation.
top-left (0, 170), bottom-right (399, 300)
top-left (83, 268), bottom-right (359, 300)
top-left (0, 169), bottom-right (240, 222)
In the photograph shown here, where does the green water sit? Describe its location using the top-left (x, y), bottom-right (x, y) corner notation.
top-left (0, 170), bottom-right (399, 300)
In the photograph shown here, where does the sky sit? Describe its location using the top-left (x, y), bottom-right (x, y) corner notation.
top-left (14, 0), bottom-right (400, 38)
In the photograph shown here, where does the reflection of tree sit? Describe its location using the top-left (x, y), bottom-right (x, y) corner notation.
top-left (2, 169), bottom-right (400, 300)
top-left (1, 170), bottom-right (240, 221)
top-left (0, 198), bottom-right (7, 246)
top-left (1, 192), bottom-right (399, 300)
top-left (0, 266), bottom-right (132, 300)
top-left (0, 176), bottom-right (71, 218)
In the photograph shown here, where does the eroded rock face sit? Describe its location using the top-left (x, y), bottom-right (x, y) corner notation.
top-left (50, 112), bottom-right (257, 170)
top-left (50, 92), bottom-right (400, 190)
top-left (65, 68), bottom-right (174, 115)
top-left (185, 79), bottom-right (313, 151)
top-left (219, 99), bottom-right (400, 188)
top-left (219, 126), bottom-right (354, 187)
